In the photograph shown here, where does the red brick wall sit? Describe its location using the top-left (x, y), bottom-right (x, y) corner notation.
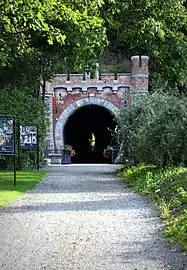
top-left (55, 91), bottom-right (123, 120)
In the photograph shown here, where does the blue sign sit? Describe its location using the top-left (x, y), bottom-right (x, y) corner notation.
top-left (0, 117), bottom-right (14, 153)
top-left (20, 125), bottom-right (37, 149)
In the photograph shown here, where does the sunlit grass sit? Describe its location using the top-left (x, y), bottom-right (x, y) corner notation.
top-left (0, 171), bottom-right (46, 207)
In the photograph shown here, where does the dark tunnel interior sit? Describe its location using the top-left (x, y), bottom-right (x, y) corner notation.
top-left (64, 105), bottom-right (117, 163)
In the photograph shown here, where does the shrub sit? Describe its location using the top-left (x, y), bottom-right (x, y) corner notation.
top-left (117, 90), bottom-right (187, 167)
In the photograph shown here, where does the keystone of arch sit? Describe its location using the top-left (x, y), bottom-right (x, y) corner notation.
top-left (55, 97), bottom-right (120, 149)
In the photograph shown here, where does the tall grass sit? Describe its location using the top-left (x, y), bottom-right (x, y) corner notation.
top-left (118, 165), bottom-right (187, 250)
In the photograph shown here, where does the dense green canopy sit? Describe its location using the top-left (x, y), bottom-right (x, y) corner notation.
top-left (0, 0), bottom-right (107, 68)
top-left (101, 0), bottom-right (187, 85)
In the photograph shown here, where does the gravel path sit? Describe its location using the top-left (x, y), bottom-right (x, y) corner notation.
top-left (0, 165), bottom-right (186, 270)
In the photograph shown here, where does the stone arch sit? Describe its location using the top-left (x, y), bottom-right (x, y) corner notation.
top-left (55, 97), bottom-right (120, 149)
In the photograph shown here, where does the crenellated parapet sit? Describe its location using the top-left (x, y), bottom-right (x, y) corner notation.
top-left (45, 55), bottom-right (149, 96)
top-left (46, 73), bottom-right (132, 93)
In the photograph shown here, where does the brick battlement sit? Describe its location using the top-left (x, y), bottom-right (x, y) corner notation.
top-left (46, 73), bottom-right (130, 91)
top-left (45, 56), bottom-right (149, 94)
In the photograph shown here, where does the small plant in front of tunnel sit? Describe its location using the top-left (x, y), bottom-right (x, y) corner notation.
top-left (61, 145), bottom-right (76, 164)
top-left (64, 145), bottom-right (76, 156)
top-left (103, 146), bottom-right (114, 163)
top-left (70, 150), bottom-right (76, 157)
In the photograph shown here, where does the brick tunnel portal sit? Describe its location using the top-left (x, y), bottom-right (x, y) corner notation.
top-left (64, 105), bottom-right (117, 163)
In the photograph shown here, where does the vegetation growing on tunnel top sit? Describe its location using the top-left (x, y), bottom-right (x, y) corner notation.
top-left (0, 171), bottom-right (46, 208)
top-left (118, 165), bottom-right (187, 251)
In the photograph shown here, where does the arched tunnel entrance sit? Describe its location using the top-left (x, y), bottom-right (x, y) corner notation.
top-left (64, 105), bottom-right (117, 163)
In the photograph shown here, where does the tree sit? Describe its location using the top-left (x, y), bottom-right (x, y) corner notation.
top-left (0, 86), bottom-right (48, 169)
top-left (101, 0), bottom-right (187, 86)
top-left (0, 0), bottom-right (106, 67)
top-left (0, 0), bottom-right (108, 168)
top-left (0, 0), bottom-right (107, 100)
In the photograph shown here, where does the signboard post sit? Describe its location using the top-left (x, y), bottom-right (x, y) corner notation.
top-left (37, 125), bottom-right (39, 171)
top-left (0, 115), bottom-right (16, 186)
top-left (19, 124), bottom-right (39, 170)
top-left (13, 119), bottom-right (16, 186)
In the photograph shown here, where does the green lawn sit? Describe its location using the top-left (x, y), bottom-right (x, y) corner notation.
top-left (118, 165), bottom-right (187, 251)
top-left (0, 171), bottom-right (46, 207)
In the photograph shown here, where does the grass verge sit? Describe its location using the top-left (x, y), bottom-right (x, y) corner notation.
top-left (0, 171), bottom-right (46, 207)
top-left (118, 165), bottom-right (187, 251)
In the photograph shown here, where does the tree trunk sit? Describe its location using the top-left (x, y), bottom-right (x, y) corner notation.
top-left (163, 152), bottom-right (168, 168)
top-left (41, 77), bottom-right (46, 103)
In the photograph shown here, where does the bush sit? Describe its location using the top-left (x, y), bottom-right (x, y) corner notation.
top-left (117, 90), bottom-right (187, 166)
top-left (0, 87), bottom-right (48, 170)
